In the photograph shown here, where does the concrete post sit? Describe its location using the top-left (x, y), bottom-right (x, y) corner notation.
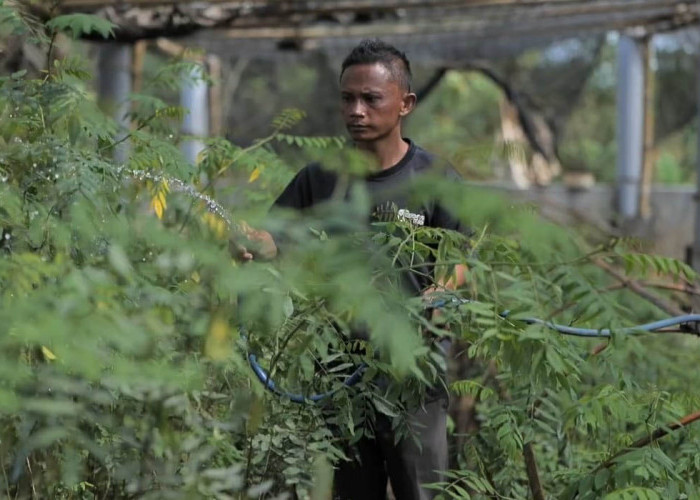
top-left (180, 64), bottom-right (209, 165)
top-left (97, 43), bottom-right (132, 164)
top-left (616, 35), bottom-right (646, 221)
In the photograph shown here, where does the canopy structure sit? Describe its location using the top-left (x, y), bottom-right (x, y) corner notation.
top-left (55, 1), bottom-right (699, 53)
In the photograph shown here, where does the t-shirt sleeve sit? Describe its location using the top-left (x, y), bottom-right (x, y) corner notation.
top-left (431, 202), bottom-right (465, 233)
top-left (273, 166), bottom-right (312, 210)
top-left (429, 167), bottom-right (472, 238)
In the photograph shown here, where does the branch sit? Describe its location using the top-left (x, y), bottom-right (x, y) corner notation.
top-left (550, 278), bottom-right (700, 322)
top-left (603, 280), bottom-right (700, 297)
top-left (593, 259), bottom-right (686, 317)
top-left (523, 442), bottom-right (546, 500)
top-left (641, 280), bottom-right (700, 297)
top-left (590, 341), bottom-right (609, 356)
top-left (416, 68), bottom-right (447, 103)
top-left (489, 372), bottom-right (548, 499)
top-left (593, 410), bottom-right (700, 472)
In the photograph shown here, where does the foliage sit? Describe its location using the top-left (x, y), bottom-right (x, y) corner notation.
top-left (46, 14), bottom-right (116, 40)
top-left (406, 71), bottom-right (502, 180)
top-left (2, 6), bottom-right (700, 500)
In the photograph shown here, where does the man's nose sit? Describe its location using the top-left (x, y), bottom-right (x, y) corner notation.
top-left (349, 101), bottom-right (366, 117)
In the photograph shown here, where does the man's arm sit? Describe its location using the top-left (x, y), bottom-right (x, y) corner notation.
top-left (229, 222), bottom-right (278, 261)
top-left (422, 263), bottom-right (468, 303)
top-left (229, 164), bottom-right (318, 262)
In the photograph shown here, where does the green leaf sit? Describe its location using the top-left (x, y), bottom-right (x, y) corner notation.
top-left (108, 244), bottom-right (133, 279)
top-left (46, 14), bottom-right (116, 39)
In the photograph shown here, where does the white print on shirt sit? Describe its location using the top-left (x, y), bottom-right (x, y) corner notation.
top-left (397, 208), bottom-right (425, 227)
top-left (372, 202), bottom-right (426, 226)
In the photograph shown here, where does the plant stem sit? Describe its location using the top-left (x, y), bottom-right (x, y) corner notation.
top-left (43, 0), bottom-right (60, 83)
top-left (244, 434), bottom-right (254, 487)
top-left (25, 458), bottom-right (36, 500)
top-left (523, 442), bottom-right (546, 500)
top-left (594, 258), bottom-right (686, 317)
top-left (0, 454), bottom-right (11, 499)
top-left (266, 301), bottom-right (324, 385)
top-left (593, 409), bottom-right (700, 473)
top-left (44, 32), bottom-right (56, 81)
top-left (99, 114), bottom-right (157, 153)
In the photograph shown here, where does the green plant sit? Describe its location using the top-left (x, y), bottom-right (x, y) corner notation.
top-left (2, 5), bottom-right (700, 500)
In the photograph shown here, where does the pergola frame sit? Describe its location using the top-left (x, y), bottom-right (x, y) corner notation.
top-left (49, 0), bottom-right (700, 42)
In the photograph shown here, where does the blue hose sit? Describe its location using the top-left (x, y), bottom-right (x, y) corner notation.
top-left (514, 314), bottom-right (700, 338)
top-left (244, 342), bottom-right (366, 404)
top-left (244, 299), bottom-right (700, 404)
top-left (431, 298), bottom-right (700, 338)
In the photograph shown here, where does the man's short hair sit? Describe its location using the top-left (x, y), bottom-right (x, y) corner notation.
top-left (341, 39), bottom-right (412, 92)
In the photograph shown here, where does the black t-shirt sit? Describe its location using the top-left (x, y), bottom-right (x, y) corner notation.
top-left (273, 139), bottom-right (466, 295)
top-left (275, 139), bottom-right (464, 400)
top-left (274, 139), bottom-right (468, 295)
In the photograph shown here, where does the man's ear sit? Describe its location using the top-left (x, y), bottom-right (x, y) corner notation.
top-left (400, 92), bottom-right (417, 117)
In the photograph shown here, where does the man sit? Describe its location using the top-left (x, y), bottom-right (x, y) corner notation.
top-left (236, 39), bottom-right (468, 500)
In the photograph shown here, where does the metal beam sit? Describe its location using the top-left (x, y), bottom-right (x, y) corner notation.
top-left (214, 7), bottom-right (688, 40)
top-left (55, 0), bottom-right (699, 42)
top-left (56, 0), bottom-right (600, 12)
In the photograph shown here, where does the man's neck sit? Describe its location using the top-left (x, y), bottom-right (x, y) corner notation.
top-left (355, 130), bottom-right (409, 170)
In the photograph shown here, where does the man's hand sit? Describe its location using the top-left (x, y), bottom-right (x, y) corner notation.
top-left (423, 263), bottom-right (469, 328)
top-left (422, 285), bottom-right (449, 328)
top-left (229, 222), bottom-right (278, 262)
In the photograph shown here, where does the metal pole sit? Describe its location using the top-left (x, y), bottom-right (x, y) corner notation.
top-left (693, 44), bottom-right (700, 273)
top-left (616, 35), bottom-right (646, 221)
top-left (97, 43), bottom-right (132, 164)
top-left (180, 64), bottom-right (209, 165)
top-left (639, 37), bottom-right (655, 220)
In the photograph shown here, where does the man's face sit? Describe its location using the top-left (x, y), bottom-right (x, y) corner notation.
top-left (340, 62), bottom-right (413, 143)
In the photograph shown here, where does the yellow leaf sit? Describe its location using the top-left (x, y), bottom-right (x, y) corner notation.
top-left (216, 219), bottom-right (226, 238)
top-left (202, 212), bottom-right (227, 239)
top-left (151, 197), bottom-right (164, 219)
top-left (191, 271), bottom-right (200, 283)
top-left (204, 315), bottom-right (230, 360)
top-left (158, 190), bottom-right (167, 208)
top-left (41, 346), bottom-right (57, 361)
top-left (248, 167), bottom-right (261, 183)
